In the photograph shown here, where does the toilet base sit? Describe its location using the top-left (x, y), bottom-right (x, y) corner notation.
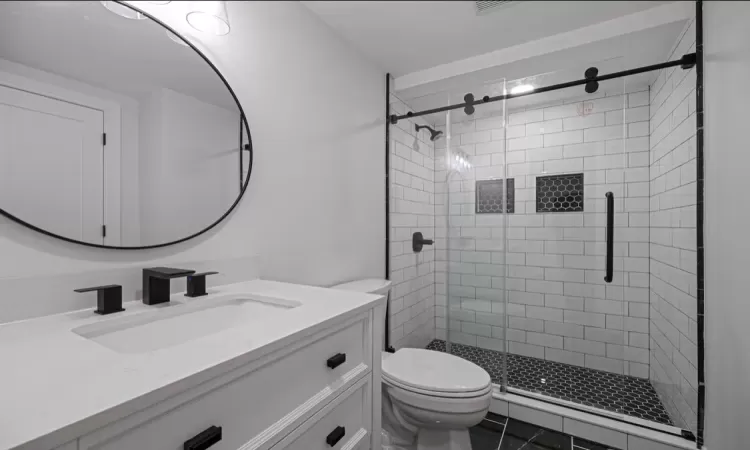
top-left (381, 428), bottom-right (473, 450)
top-left (381, 381), bottom-right (487, 450)
top-left (417, 429), bottom-right (472, 450)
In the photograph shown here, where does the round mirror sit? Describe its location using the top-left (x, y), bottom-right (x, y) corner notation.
top-left (0, 1), bottom-right (252, 249)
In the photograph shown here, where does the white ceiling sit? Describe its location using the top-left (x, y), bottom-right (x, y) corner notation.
top-left (303, 1), bottom-right (675, 76)
top-left (0, 1), bottom-right (238, 111)
top-left (304, 0), bottom-right (692, 124)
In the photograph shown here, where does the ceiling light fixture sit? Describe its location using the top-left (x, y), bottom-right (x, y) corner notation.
top-left (166, 30), bottom-right (189, 47)
top-left (100, 1), bottom-right (145, 20)
top-left (187, 1), bottom-right (230, 36)
top-left (122, 1), bottom-right (187, 47)
top-left (510, 84), bottom-right (535, 95)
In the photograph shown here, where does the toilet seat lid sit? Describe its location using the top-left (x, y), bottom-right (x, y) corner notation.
top-left (382, 348), bottom-right (491, 394)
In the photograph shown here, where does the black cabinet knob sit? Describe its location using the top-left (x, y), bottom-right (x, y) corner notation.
top-left (184, 425), bottom-right (222, 450)
top-left (326, 426), bottom-right (346, 447)
top-left (326, 353), bottom-right (346, 369)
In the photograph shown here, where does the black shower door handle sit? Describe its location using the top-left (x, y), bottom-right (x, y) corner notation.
top-left (604, 192), bottom-right (614, 283)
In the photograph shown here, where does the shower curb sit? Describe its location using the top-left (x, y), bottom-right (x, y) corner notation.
top-left (491, 391), bottom-right (701, 450)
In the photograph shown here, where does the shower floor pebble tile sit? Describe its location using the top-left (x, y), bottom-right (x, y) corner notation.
top-left (426, 339), bottom-right (673, 426)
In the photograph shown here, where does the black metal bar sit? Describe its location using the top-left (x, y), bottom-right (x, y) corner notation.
top-left (695, 1), bottom-right (705, 447)
top-left (604, 192), bottom-right (614, 283)
top-left (384, 73), bottom-right (393, 353)
top-left (390, 54), bottom-right (697, 124)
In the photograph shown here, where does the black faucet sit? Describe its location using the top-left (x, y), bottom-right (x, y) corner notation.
top-left (142, 267), bottom-right (196, 305)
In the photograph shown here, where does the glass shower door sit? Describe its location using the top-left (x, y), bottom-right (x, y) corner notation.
top-left (423, 55), bottom-right (680, 432)
top-left (499, 61), bottom-right (647, 421)
top-left (438, 80), bottom-right (510, 389)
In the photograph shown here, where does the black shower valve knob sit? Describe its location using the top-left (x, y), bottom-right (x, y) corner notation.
top-left (412, 232), bottom-right (434, 253)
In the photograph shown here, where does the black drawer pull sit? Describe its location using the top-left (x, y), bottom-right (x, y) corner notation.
top-left (326, 426), bottom-right (346, 447)
top-left (327, 353), bottom-right (346, 369)
top-left (184, 425), bottom-right (222, 450)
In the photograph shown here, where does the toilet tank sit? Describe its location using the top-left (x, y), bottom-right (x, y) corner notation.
top-left (332, 279), bottom-right (391, 351)
top-left (331, 278), bottom-right (392, 297)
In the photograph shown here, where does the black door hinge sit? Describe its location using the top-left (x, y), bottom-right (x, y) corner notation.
top-left (102, 225), bottom-right (107, 238)
top-left (102, 133), bottom-right (107, 146)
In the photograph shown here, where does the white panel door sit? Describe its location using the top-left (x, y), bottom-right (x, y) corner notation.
top-left (0, 84), bottom-right (104, 243)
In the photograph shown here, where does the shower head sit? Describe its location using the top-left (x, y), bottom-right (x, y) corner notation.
top-left (415, 124), bottom-right (444, 141)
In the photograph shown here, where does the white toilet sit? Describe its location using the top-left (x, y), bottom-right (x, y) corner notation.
top-left (332, 279), bottom-right (492, 450)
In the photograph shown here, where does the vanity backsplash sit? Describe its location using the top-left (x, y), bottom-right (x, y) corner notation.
top-left (0, 256), bottom-right (260, 325)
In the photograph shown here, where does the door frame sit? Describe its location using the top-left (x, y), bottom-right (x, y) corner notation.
top-left (0, 65), bottom-right (122, 246)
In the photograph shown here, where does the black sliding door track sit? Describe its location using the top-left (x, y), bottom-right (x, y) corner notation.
top-left (389, 53), bottom-right (696, 124)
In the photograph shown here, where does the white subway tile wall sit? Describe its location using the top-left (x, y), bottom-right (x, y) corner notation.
top-left (389, 93), bottom-right (436, 350)
top-left (648, 19), bottom-right (698, 432)
top-left (391, 33), bottom-right (699, 430)
top-left (432, 87), bottom-right (651, 378)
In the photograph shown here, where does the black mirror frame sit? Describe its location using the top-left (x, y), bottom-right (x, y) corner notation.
top-left (0, 1), bottom-right (254, 250)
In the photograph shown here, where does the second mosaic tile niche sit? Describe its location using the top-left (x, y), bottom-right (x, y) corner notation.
top-left (536, 173), bottom-right (584, 213)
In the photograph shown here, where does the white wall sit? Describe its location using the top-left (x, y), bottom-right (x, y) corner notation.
top-left (139, 88), bottom-right (240, 246)
top-left (647, 19), bottom-right (698, 432)
top-left (704, 2), bottom-right (750, 449)
top-left (138, 88), bottom-right (162, 247)
top-left (0, 2), bottom-right (384, 324)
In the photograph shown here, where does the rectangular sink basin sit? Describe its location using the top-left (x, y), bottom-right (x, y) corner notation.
top-left (72, 294), bottom-right (301, 354)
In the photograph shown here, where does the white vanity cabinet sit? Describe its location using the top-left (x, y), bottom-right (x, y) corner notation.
top-left (73, 309), bottom-right (382, 450)
top-left (275, 378), bottom-right (372, 450)
top-left (0, 280), bottom-right (385, 450)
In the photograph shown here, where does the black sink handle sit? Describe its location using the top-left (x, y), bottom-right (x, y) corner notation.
top-left (74, 284), bottom-right (124, 315)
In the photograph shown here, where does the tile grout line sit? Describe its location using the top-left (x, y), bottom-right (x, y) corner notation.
top-left (495, 419), bottom-right (508, 450)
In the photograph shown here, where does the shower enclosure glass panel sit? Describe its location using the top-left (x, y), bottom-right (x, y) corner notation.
top-left (499, 61), bottom-right (635, 421)
top-left (430, 79), bottom-right (510, 390)
top-left (432, 61), bottom-right (678, 429)
top-left (411, 57), bottom-right (681, 431)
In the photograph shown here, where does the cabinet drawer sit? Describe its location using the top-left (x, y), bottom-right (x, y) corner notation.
top-left (80, 316), bottom-right (371, 450)
top-left (273, 376), bottom-right (372, 450)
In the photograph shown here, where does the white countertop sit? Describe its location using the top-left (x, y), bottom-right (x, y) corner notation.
top-left (0, 279), bottom-right (385, 450)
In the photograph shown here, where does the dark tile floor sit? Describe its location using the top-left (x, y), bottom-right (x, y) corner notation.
top-left (426, 339), bottom-right (673, 426)
top-left (470, 413), bottom-right (618, 450)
